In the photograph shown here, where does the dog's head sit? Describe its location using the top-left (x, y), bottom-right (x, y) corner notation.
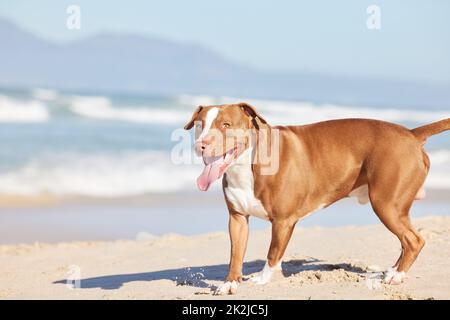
top-left (184, 102), bottom-right (267, 191)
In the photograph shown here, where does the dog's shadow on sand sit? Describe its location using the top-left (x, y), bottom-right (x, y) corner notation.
top-left (53, 258), bottom-right (366, 290)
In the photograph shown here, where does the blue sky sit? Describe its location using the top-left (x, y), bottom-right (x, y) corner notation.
top-left (1, 0), bottom-right (449, 86)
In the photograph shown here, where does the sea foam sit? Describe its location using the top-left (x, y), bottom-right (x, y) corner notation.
top-left (178, 94), bottom-right (450, 125)
top-left (0, 95), bottom-right (49, 123)
top-left (69, 95), bottom-right (191, 124)
top-left (0, 151), bottom-right (201, 197)
top-left (0, 149), bottom-right (448, 197)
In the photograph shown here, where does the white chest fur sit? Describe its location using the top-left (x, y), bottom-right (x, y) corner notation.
top-left (223, 149), bottom-right (269, 220)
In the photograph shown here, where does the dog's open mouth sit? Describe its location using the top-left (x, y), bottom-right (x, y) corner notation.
top-left (197, 147), bottom-right (237, 191)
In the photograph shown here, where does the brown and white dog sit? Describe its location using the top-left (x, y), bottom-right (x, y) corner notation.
top-left (184, 102), bottom-right (450, 295)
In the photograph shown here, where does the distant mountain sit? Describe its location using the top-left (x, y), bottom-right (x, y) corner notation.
top-left (0, 18), bottom-right (449, 108)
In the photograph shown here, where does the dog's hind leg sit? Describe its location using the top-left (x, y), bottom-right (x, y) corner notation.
top-left (367, 151), bottom-right (427, 284)
top-left (370, 207), bottom-right (424, 284)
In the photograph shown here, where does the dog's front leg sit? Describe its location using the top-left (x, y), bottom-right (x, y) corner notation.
top-left (252, 219), bottom-right (296, 285)
top-left (214, 212), bottom-right (249, 295)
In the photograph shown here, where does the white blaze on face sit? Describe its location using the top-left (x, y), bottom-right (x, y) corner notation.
top-left (195, 106), bottom-right (237, 192)
top-left (196, 107), bottom-right (219, 142)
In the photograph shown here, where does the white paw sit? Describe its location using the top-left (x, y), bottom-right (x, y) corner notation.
top-left (384, 267), bottom-right (406, 285)
top-left (251, 261), bottom-right (282, 285)
top-left (214, 280), bottom-right (238, 295)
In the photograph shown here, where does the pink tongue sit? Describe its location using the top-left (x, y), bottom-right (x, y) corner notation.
top-left (197, 157), bottom-right (224, 191)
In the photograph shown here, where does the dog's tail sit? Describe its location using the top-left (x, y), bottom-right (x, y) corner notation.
top-left (411, 118), bottom-right (450, 141)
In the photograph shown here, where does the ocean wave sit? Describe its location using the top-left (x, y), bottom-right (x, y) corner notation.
top-left (253, 100), bottom-right (450, 124)
top-left (0, 149), bottom-right (448, 198)
top-left (35, 92), bottom-right (449, 126)
top-left (2, 91), bottom-right (448, 126)
top-left (69, 95), bottom-right (191, 124)
top-left (428, 149), bottom-right (450, 165)
top-left (0, 151), bottom-right (201, 197)
top-left (427, 150), bottom-right (450, 189)
top-left (177, 94), bottom-right (450, 124)
top-left (0, 95), bottom-right (49, 123)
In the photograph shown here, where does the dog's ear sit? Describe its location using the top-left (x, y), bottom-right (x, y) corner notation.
top-left (238, 102), bottom-right (267, 128)
top-left (184, 106), bottom-right (203, 130)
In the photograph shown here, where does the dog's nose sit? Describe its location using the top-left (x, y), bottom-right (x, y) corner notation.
top-left (194, 141), bottom-right (208, 155)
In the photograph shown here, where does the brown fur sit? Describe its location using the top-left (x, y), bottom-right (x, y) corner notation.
top-left (184, 103), bottom-right (449, 288)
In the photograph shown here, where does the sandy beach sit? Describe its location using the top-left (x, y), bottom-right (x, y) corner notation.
top-left (1, 0), bottom-right (449, 305)
top-left (1, 215), bottom-right (449, 300)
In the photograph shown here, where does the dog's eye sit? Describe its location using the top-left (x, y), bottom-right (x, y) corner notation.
top-left (222, 122), bottom-right (231, 129)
